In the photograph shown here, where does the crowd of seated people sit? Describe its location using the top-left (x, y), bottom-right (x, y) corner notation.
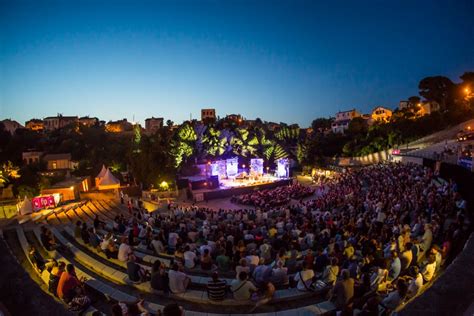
top-left (66, 163), bottom-right (469, 314)
top-left (231, 183), bottom-right (315, 207)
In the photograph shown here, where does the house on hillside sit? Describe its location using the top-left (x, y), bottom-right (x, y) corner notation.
top-left (22, 151), bottom-right (43, 165)
top-left (105, 119), bottom-right (133, 133)
top-left (266, 122), bottom-right (281, 131)
top-left (371, 106), bottom-right (393, 123)
top-left (79, 116), bottom-right (99, 127)
top-left (43, 114), bottom-right (78, 131)
top-left (398, 100), bottom-right (440, 117)
top-left (145, 117), bottom-right (164, 134)
top-left (331, 109), bottom-right (361, 134)
top-left (43, 154), bottom-right (78, 171)
top-left (1, 119), bottom-right (23, 134)
top-left (419, 101), bottom-right (440, 115)
top-left (25, 119), bottom-right (45, 131)
top-left (201, 109), bottom-right (216, 122)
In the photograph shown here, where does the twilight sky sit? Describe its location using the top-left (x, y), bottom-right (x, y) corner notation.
top-left (1, 0), bottom-right (473, 127)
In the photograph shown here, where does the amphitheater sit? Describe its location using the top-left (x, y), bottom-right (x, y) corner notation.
top-left (0, 160), bottom-right (473, 316)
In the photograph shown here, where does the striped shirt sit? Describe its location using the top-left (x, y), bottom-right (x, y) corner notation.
top-left (207, 280), bottom-right (227, 301)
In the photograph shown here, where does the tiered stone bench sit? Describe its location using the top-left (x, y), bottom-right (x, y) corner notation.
top-left (52, 225), bottom-right (323, 307)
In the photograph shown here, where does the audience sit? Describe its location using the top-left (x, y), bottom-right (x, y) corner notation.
top-left (58, 163), bottom-right (470, 313)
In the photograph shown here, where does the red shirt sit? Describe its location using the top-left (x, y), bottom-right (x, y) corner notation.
top-left (57, 271), bottom-right (80, 299)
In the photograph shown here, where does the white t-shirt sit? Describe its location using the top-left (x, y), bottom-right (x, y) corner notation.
top-left (422, 261), bottom-right (436, 282)
top-left (118, 243), bottom-right (133, 262)
top-left (376, 211), bottom-right (386, 223)
top-left (294, 269), bottom-right (315, 291)
top-left (408, 273), bottom-right (423, 297)
top-left (184, 251), bottom-right (197, 268)
top-left (168, 232), bottom-right (179, 247)
top-left (168, 270), bottom-right (188, 294)
top-left (151, 239), bottom-right (164, 254)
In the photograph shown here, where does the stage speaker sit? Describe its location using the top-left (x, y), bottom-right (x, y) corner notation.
top-left (176, 178), bottom-right (190, 189)
top-left (208, 176), bottom-right (219, 189)
top-left (190, 179), bottom-right (208, 190)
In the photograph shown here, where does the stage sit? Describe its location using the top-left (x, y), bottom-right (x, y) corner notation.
top-left (190, 177), bottom-right (292, 201)
top-left (219, 174), bottom-right (281, 189)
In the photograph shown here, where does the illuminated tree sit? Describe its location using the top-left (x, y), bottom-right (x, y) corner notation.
top-left (170, 122), bottom-right (197, 168)
top-left (205, 127), bottom-right (232, 157)
top-left (231, 128), bottom-right (258, 157)
top-left (275, 125), bottom-right (300, 144)
top-left (0, 161), bottom-right (20, 188)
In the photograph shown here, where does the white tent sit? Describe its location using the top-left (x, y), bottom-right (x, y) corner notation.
top-left (98, 169), bottom-right (120, 190)
top-left (95, 165), bottom-right (108, 187)
top-left (19, 196), bottom-right (32, 215)
top-left (97, 165), bottom-right (107, 178)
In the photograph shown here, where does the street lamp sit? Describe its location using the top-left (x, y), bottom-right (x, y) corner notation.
top-left (465, 87), bottom-right (471, 95)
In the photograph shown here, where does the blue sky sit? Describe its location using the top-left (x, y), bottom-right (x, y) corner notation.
top-left (1, 0), bottom-right (473, 127)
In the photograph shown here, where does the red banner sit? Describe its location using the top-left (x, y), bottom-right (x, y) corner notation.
top-left (32, 195), bottom-right (56, 210)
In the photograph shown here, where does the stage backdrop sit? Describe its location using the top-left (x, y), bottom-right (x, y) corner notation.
top-left (226, 158), bottom-right (238, 177)
top-left (250, 158), bottom-right (264, 175)
top-left (211, 160), bottom-right (227, 179)
top-left (277, 158), bottom-right (290, 178)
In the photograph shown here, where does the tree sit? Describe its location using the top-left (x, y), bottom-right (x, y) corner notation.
top-left (311, 118), bottom-right (333, 132)
top-left (0, 161), bottom-right (20, 188)
top-left (347, 117), bottom-right (368, 136)
top-left (166, 120), bottom-right (174, 128)
top-left (407, 96), bottom-right (421, 107)
top-left (418, 76), bottom-right (455, 110)
top-left (460, 72), bottom-right (474, 83)
top-left (460, 72), bottom-right (474, 110)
